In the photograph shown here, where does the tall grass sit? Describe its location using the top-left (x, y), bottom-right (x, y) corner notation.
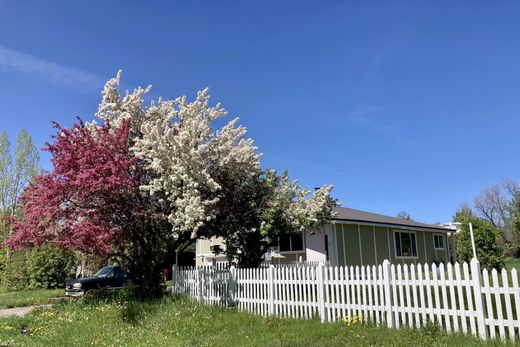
top-left (0, 289), bottom-right (62, 309)
top-left (0, 295), bottom-right (516, 346)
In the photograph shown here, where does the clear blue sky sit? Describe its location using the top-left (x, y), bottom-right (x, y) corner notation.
top-left (1, 1), bottom-right (519, 224)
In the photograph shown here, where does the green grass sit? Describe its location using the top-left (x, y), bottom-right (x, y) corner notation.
top-left (0, 289), bottom-right (63, 309)
top-left (505, 257), bottom-right (520, 272)
top-left (0, 295), bottom-right (517, 347)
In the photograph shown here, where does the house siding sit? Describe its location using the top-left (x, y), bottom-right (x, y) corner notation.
top-left (335, 223), bottom-right (448, 267)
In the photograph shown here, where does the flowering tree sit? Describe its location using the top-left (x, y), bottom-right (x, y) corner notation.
top-left (213, 170), bottom-right (336, 267)
top-left (6, 72), bottom-right (334, 296)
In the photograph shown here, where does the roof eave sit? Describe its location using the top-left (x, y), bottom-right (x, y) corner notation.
top-left (329, 217), bottom-right (455, 233)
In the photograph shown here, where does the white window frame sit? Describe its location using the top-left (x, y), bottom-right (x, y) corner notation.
top-left (433, 233), bottom-right (444, 250)
top-left (393, 230), bottom-right (418, 259)
top-left (278, 232), bottom-right (305, 253)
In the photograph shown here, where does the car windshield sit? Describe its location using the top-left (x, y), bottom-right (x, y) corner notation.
top-left (94, 267), bottom-right (113, 278)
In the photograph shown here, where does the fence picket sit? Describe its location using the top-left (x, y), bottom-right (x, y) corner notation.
top-left (511, 269), bottom-right (520, 337)
top-left (483, 269), bottom-right (495, 339)
top-left (501, 269), bottom-right (514, 340)
top-left (492, 269), bottom-right (505, 340)
top-left (463, 262), bottom-right (477, 335)
top-left (346, 266), bottom-right (352, 320)
top-left (396, 264), bottom-right (405, 326)
top-left (402, 264), bottom-right (412, 327)
top-left (454, 263), bottom-right (467, 334)
top-left (432, 264), bottom-right (442, 326)
top-left (446, 263), bottom-right (459, 332)
top-left (410, 264), bottom-right (419, 328)
top-left (391, 264), bottom-right (399, 328)
top-left (439, 263), bottom-right (451, 332)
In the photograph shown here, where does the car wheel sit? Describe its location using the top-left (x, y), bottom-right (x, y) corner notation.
top-left (84, 289), bottom-right (99, 298)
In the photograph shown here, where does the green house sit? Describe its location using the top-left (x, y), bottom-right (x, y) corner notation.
top-left (195, 206), bottom-right (455, 267)
top-left (304, 207), bottom-right (454, 267)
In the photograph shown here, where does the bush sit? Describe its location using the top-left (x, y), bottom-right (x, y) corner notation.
top-left (0, 249), bottom-right (30, 290)
top-left (457, 218), bottom-right (505, 270)
top-left (27, 245), bottom-right (77, 289)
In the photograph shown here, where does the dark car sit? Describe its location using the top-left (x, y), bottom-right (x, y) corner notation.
top-left (65, 265), bottom-right (132, 296)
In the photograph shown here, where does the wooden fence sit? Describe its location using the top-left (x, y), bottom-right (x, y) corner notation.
top-left (172, 258), bottom-right (520, 341)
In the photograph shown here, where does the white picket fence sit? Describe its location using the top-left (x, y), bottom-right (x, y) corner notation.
top-left (172, 258), bottom-right (520, 341)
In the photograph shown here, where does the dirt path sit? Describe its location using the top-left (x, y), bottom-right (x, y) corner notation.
top-left (0, 304), bottom-right (52, 318)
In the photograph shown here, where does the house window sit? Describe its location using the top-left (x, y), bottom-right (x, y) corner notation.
top-left (433, 234), bottom-right (444, 250)
top-left (394, 231), bottom-right (417, 258)
top-left (279, 233), bottom-right (304, 252)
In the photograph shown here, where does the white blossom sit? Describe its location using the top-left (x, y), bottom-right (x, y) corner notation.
top-left (94, 73), bottom-right (261, 238)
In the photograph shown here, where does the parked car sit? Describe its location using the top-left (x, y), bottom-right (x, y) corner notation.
top-left (65, 265), bottom-right (133, 296)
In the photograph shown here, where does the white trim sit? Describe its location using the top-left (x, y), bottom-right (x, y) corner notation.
top-left (393, 229), bottom-right (419, 259)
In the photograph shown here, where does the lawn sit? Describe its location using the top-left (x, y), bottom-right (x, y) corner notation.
top-left (0, 289), bottom-right (63, 309)
top-left (0, 295), bottom-right (517, 347)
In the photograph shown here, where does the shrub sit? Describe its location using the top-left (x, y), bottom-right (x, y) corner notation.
top-left (0, 250), bottom-right (30, 290)
top-left (27, 245), bottom-right (77, 289)
top-left (456, 218), bottom-right (505, 270)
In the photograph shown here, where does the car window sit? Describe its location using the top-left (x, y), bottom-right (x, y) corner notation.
top-left (94, 267), bottom-right (113, 278)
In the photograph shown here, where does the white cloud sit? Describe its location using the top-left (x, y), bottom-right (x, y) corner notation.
top-left (0, 44), bottom-right (105, 92)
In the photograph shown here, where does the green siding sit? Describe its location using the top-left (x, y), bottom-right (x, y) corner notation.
top-left (374, 226), bottom-right (390, 262)
top-left (336, 224), bottom-right (345, 266)
top-left (343, 224), bottom-right (361, 265)
top-left (334, 223), bottom-right (449, 267)
top-left (423, 232), bottom-right (435, 264)
top-left (359, 225), bottom-right (375, 265)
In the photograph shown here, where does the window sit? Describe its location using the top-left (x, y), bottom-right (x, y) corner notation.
top-left (394, 231), bottom-right (417, 258)
top-left (279, 233), bottom-right (304, 252)
top-left (433, 234), bottom-right (444, 250)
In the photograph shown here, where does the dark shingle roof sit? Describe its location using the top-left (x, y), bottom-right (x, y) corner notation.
top-left (331, 207), bottom-right (453, 232)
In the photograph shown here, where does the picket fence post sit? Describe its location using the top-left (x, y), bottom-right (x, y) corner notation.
top-left (171, 264), bottom-right (177, 295)
top-left (382, 259), bottom-right (394, 328)
top-left (228, 266), bottom-right (236, 305)
top-left (317, 263), bottom-right (326, 322)
top-left (198, 268), bottom-right (204, 302)
top-left (268, 265), bottom-right (275, 315)
top-left (470, 258), bottom-right (487, 340)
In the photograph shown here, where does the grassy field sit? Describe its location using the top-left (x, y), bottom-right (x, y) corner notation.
top-left (0, 295), bottom-right (517, 347)
top-left (0, 289), bottom-right (63, 309)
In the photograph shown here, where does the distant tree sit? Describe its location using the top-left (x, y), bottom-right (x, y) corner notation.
top-left (396, 211), bottom-right (411, 220)
top-left (453, 203), bottom-right (475, 222)
top-left (473, 179), bottom-right (519, 244)
top-left (456, 218), bottom-right (504, 270)
top-left (0, 129), bottom-right (39, 238)
top-left (0, 130), bottom-right (39, 289)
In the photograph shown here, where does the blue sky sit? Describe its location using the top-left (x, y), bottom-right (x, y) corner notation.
top-left (0, 1), bottom-right (519, 224)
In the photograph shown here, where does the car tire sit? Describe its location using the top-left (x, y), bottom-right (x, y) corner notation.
top-left (84, 289), bottom-right (99, 298)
